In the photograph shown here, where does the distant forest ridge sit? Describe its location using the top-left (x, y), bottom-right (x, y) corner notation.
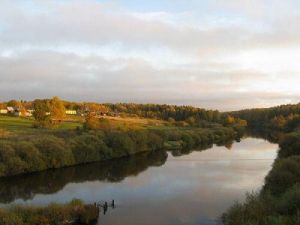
top-left (1, 97), bottom-right (299, 118)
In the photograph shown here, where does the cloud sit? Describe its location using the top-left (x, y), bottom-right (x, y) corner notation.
top-left (1, 0), bottom-right (300, 53)
top-left (1, 50), bottom-right (299, 110)
top-left (0, 0), bottom-right (299, 110)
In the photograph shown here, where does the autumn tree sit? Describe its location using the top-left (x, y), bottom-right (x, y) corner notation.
top-left (32, 99), bottom-right (50, 127)
top-left (84, 114), bottom-right (100, 130)
top-left (49, 97), bottom-right (66, 124)
top-left (0, 102), bottom-right (7, 109)
top-left (7, 100), bottom-right (19, 107)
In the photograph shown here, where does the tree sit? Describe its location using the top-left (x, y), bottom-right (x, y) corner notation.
top-left (185, 116), bottom-right (196, 126)
top-left (225, 115), bottom-right (235, 125)
top-left (84, 114), bottom-right (100, 130)
top-left (7, 100), bottom-right (19, 107)
top-left (49, 97), bottom-right (66, 124)
top-left (0, 102), bottom-right (6, 109)
top-left (32, 99), bottom-right (50, 127)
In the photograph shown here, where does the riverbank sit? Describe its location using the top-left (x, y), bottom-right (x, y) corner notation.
top-left (0, 137), bottom-right (276, 225)
top-left (222, 108), bottom-right (300, 225)
top-left (0, 117), bottom-right (239, 178)
top-left (0, 199), bottom-right (99, 225)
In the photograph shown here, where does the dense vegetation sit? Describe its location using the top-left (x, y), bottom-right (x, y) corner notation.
top-left (0, 199), bottom-right (99, 225)
top-left (1, 98), bottom-right (248, 127)
top-left (4, 98), bottom-right (300, 225)
top-left (0, 124), bottom-right (238, 177)
top-left (222, 103), bottom-right (300, 225)
top-left (230, 103), bottom-right (300, 131)
top-left (0, 151), bottom-right (168, 203)
top-left (0, 98), bottom-right (245, 178)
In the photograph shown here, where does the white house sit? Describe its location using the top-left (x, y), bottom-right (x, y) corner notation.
top-left (65, 110), bottom-right (77, 115)
top-left (0, 109), bottom-right (8, 114)
top-left (7, 107), bottom-right (14, 113)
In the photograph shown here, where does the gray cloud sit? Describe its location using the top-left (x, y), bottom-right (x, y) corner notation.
top-left (0, 0), bottom-right (299, 110)
top-left (1, 50), bottom-right (299, 110)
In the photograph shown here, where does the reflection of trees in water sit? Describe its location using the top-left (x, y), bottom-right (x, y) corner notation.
top-left (170, 143), bottom-right (212, 157)
top-left (170, 140), bottom-right (236, 157)
top-left (0, 138), bottom-right (239, 204)
top-left (244, 129), bottom-right (283, 144)
top-left (0, 151), bottom-right (168, 203)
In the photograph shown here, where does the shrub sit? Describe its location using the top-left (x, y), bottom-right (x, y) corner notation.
top-left (276, 183), bottom-right (300, 216)
top-left (71, 134), bottom-right (111, 163)
top-left (13, 142), bottom-right (46, 172)
top-left (105, 131), bottom-right (135, 157)
top-left (0, 200), bottom-right (98, 225)
top-left (263, 156), bottom-right (300, 196)
top-left (34, 136), bottom-right (75, 169)
top-left (278, 132), bottom-right (300, 158)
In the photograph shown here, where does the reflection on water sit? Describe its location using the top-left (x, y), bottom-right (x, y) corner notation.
top-left (0, 137), bottom-right (278, 225)
top-left (0, 151), bottom-right (168, 203)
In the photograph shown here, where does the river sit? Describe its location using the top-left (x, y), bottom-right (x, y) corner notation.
top-left (0, 137), bottom-right (278, 225)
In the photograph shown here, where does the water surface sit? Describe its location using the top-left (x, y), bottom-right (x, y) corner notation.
top-left (0, 137), bottom-right (277, 225)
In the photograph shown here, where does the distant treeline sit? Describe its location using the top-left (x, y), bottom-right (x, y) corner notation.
top-left (223, 103), bottom-right (300, 225)
top-left (1, 98), bottom-right (246, 124)
top-left (231, 103), bottom-right (300, 132)
top-left (0, 127), bottom-right (237, 178)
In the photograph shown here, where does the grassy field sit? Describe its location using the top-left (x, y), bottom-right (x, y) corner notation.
top-left (0, 115), bottom-right (82, 134)
top-left (0, 115), bottom-right (171, 136)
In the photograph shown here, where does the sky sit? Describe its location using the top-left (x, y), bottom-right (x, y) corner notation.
top-left (0, 0), bottom-right (300, 111)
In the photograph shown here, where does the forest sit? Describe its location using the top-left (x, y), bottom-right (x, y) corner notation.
top-left (222, 103), bottom-right (300, 225)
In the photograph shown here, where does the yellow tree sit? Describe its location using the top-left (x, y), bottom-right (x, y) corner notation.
top-left (49, 97), bottom-right (66, 124)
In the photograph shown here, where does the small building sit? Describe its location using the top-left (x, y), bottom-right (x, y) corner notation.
top-left (14, 111), bottom-right (22, 117)
top-left (27, 109), bottom-right (34, 117)
top-left (66, 110), bottom-right (77, 115)
top-left (0, 109), bottom-right (8, 114)
top-left (7, 107), bottom-right (14, 113)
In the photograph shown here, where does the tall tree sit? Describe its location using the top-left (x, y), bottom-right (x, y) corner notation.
top-left (49, 97), bottom-right (66, 124)
top-left (32, 99), bottom-right (50, 127)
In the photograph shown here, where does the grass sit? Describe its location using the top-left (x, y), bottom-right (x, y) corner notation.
top-left (0, 115), bottom-right (82, 134)
top-left (103, 116), bottom-right (168, 129)
top-left (0, 115), bottom-right (172, 135)
top-left (0, 115), bottom-right (219, 138)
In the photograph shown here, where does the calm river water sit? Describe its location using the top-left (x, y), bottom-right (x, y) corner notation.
top-left (0, 137), bottom-right (278, 225)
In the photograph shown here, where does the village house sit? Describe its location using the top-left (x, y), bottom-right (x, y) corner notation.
top-left (65, 110), bottom-right (77, 115)
top-left (7, 107), bottom-right (14, 113)
top-left (0, 107), bottom-right (33, 117)
top-left (1, 107), bottom-right (79, 117)
top-left (0, 109), bottom-right (8, 114)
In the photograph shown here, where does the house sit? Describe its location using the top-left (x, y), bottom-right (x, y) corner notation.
top-left (13, 107), bottom-right (24, 116)
top-left (65, 110), bottom-right (77, 115)
top-left (27, 109), bottom-right (34, 117)
top-left (14, 111), bottom-right (22, 116)
top-left (7, 107), bottom-right (14, 113)
top-left (0, 109), bottom-right (8, 114)
top-left (6, 107), bottom-right (34, 117)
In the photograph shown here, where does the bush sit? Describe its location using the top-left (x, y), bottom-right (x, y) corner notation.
top-left (263, 156), bottom-right (300, 196)
top-left (13, 142), bottom-right (46, 172)
top-left (34, 136), bottom-right (75, 169)
top-left (0, 126), bottom-right (239, 177)
top-left (0, 200), bottom-right (98, 225)
top-left (278, 132), bottom-right (300, 158)
top-left (105, 131), bottom-right (135, 157)
top-left (0, 143), bottom-right (28, 176)
top-left (276, 183), bottom-right (300, 215)
top-left (71, 134), bottom-right (111, 163)
top-left (222, 193), bottom-right (270, 225)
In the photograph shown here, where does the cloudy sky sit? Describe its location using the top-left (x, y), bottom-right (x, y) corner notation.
top-left (1, 0), bottom-right (300, 110)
